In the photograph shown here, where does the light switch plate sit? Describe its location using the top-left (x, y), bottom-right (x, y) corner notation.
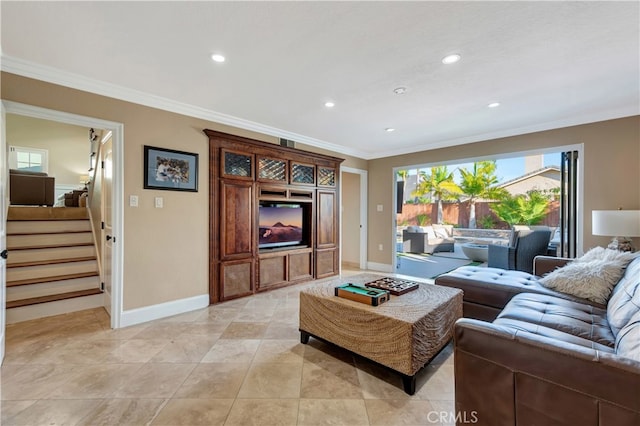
top-left (155, 197), bottom-right (163, 208)
top-left (377, 204), bottom-right (383, 212)
top-left (129, 195), bottom-right (138, 207)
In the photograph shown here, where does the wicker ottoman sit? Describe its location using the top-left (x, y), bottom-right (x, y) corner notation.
top-left (299, 273), bottom-right (463, 394)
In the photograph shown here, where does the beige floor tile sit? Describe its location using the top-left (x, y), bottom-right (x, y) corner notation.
top-left (2, 274), bottom-right (457, 425)
top-left (114, 363), bottom-right (196, 398)
top-left (298, 399), bottom-right (369, 426)
top-left (151, 398), bottom-right (233, 425)
top-left (224, 399), bottom-right (299, 426)
top-left (365, 399), bottom-right (436, 425)
top-left (300, 360), bottom-right (363, 399)
top-left (355, 360), bottom-right (414, 400)
top-left (414, 364), bottom-right (455, 401)
top-left (253, 339), bottom-right (305, 364)
top-left (0, 400), bottom-right (37, 424)
top-left (1, 364), bottom-right (79, 400)
top-left (150, 335), bottom-right (220, 363)
top-left (220, 322), bottom-right (269, 339)
top-left (46, 363), bottom-right (144, 399)
top-left (174, 363), bottom-right (249, 399)
top-left (238, 362), bottom-right (303, 398)
top-left (102, 338), bottom-right (171, 363)
top-left (130, 321), bottom-right (191, 340)
top-left (263, 321), bottom-right (301, 340)
top-left (4, 399), bottom-right (102, 426)
top-left (77, 398), bottom-right (166, 425)
top-left (201, 338), bottom-right (261, 363)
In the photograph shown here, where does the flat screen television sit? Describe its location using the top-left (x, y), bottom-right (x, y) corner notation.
top-left (258, 203), bottom-right (304, 249)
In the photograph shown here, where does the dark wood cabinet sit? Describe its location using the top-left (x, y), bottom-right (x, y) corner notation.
top-left (206, 129), bottom-right (343, 303)
top-left (219, 180), bottom-right (253, 259)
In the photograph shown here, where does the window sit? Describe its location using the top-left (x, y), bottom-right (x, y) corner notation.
top-left (9, 146), bottom-right (48, 173)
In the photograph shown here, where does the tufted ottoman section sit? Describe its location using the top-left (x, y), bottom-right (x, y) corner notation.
top-left (435, 265), bottom-right (605, 321)
top-left (494, 293), bottom-right (615, 351)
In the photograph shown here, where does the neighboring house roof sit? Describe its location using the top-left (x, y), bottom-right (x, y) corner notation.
top-left (497, 166), bottom-right (561, 188)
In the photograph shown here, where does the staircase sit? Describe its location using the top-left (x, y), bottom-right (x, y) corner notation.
top-left (6, 206), bottom-right (103, 323)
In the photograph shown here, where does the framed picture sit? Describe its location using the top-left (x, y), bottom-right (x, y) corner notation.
top-left (144, 145), bottom-right (198, 192)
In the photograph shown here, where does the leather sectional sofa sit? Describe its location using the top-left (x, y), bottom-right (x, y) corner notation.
top-left (435, 255), bottom-right (640, 425)
top-left (9, 169), bottom-right (55, 206)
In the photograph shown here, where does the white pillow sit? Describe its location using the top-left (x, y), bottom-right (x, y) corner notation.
top-left (434, 228), bottom-right (449, 239)
top-left (539, 259), bottom-right (626, 304)
top-left (578, 246), bottom-right (638, 267)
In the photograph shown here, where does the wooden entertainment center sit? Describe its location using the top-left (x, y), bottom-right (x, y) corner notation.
top-left (205, 129), bottom-right (344, 303)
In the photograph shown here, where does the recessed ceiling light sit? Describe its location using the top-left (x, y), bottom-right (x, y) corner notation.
top-left (385, 128), bottom-right (395, 132)
top-left (442, 54), bottom-right (461, 65)
top-left (211, 54), bottom-right (226, 63)
top-left (488, 102), bottom-right (501, 108)
top-left (393, 87), bottom-right (407, 95)
top-left (324, 101), bottom-right (335, 108)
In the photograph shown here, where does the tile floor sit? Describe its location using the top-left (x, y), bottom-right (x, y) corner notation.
top-left (1, 271), bottom-right (456, 425)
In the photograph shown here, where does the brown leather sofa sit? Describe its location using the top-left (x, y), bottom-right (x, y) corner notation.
top-left (9, 169), bottom-right (55, 206)
top-left (438, 256), bottom-right (640, 425)
top-left (435, 256), bottom-right (602, 321)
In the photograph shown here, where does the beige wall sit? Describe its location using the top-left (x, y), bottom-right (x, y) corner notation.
top-left (6, 114), bottom-right (88, 186)
top-left (3, 72), bottom-right (638, 310)
top-left (1, 72), bottom-right (363, 311)
top-left (341, 171), bottom-right (361, 266)
top-left (368, 116), bottom-right (640, 265)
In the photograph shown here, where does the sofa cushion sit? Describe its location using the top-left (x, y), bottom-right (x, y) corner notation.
top-left (615, 310), bottom-right (640, 362)
top-left (435, 266), bottom-right (605, 311)
top-left (607, 257), bottom-right (640, 336)
top-left (495, 293), bottom-right (615, 349)
top-left (539, 258), bottom-right (627, 304)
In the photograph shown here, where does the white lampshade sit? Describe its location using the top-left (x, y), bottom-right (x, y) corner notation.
top-left (592, 210), bottom-right (640, 237)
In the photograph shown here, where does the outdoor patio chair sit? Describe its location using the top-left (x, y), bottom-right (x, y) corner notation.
top-left (487, 228), bottom-right (552, 274)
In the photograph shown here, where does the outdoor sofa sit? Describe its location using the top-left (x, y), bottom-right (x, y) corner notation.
top-left (401, 224), bottom-right (455, 254)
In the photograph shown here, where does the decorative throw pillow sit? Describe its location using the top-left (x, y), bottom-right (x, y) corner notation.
top-left (539, 258), bottom-right (626, 304)
top-left (434, 228), bottom-right (450, 239)
top-left (578, 246), bottom-right (638, 267)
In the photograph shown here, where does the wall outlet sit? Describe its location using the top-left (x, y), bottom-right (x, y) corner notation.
top-left (378, 244), bottom-right (383, 251)
top-left (129, 195), bottom-right (138, 207)
top-left (155, 197), bottom-right (163, 208)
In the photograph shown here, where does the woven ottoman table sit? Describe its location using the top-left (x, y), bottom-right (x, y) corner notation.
top-left (299, 273), bottom-right (463, 394)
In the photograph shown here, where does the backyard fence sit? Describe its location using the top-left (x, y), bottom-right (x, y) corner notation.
top-left (397, 200), bottom-right (560, 229)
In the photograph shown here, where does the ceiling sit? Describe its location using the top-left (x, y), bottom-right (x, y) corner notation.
top-left (1, 1), bottom-right (638, 160)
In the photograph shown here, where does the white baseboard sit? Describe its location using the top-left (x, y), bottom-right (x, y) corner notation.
top-left (366, 262), bottom-right (393, 273)
top-left (6, 293), bottom-right (103, 324)
top-left (119, 294), bottom-right (209, 328)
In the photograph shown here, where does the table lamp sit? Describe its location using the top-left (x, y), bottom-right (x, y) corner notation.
top-left (592, 209), bottom-right (640, 252)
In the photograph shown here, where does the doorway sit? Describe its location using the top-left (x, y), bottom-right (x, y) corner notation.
top-left (1, 101), bottom-right (124, 366)
top-left (340, 167), bottom-right (368, 271)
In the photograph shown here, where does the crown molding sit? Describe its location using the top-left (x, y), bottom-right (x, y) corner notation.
top-left (0, 55), bottom-right (368, 159)
top-left (369, 107), bottom-right (639, 160)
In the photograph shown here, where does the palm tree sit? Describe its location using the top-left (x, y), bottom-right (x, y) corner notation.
top-left (458, 161), bottom-right (508, 229)
top-left (490, 190), bottom-right (551, 226)
top-left (412, 166), bottom-right (462, 224)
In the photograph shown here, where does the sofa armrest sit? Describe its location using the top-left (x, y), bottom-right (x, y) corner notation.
top-left (487, 244), bottom-right (514, 270)
top-left (454, 318), bottom-right (640, 425)
top-left (533, 255), bottom-right (572, 276)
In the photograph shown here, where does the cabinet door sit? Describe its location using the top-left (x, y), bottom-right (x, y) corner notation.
top-left (317, 190), bottom-right (337, 248)
top-left (220, 259), bottom-right (254, 300)
top-left (220, 180), bottom-right (253, 259)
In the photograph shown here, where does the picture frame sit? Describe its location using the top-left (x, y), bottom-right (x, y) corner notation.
top-left (143, 145), bottom-right (198, 192)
